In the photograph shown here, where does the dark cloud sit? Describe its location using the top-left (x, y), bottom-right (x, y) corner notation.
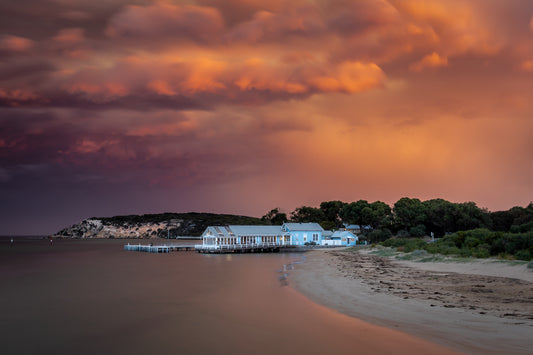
top-left (225, 5), bottom-right (325, 43)
top-left (106, 2), bottom-right (225, 43)
top-left (326, 0), bottom-right (400, 37)
top-left (0, 61), bottom-right (55, 82)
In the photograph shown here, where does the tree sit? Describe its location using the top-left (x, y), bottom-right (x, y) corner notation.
top-left (261, 208), bottom-right (287, 225)
top-left (393, 197), bottom-right (426, 233)
top-left (455, 202), bottom-right (490, 231)
top-left (319, 220), bottom-right (337, 231)
top-left (490, 210), bottom-right (516, 232)
top-left (340, 200), bottom-right (370, 227)
top-left (368, 201), bottom-right (393, 230)
top-left (367, 228), bottom-right (393, 243)
top-left (319, 200), bottom-right (346, 227)
top-left (423, 199), bottom-right (456, 237)
top-left (290, 206), bottom-right (326, 223)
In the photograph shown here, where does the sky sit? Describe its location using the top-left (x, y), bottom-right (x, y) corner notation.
top-left (1, 0), bottom-right (533, 235)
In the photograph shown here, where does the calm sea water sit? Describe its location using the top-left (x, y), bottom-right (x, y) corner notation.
top-left (0, 239), bottom-right (456, 355)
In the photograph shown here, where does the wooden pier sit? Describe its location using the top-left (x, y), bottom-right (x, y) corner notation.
top-left (123, 243), bottom-right (195, 253)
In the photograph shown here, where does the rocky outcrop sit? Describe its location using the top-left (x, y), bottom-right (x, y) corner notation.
top-left (51, 218), bottom-right (171, 239)
top-left (51, 212), bottom-right (267, 239)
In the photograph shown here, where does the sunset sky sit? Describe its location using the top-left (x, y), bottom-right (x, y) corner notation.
top-left (1, 0), bottom-right (533, 235)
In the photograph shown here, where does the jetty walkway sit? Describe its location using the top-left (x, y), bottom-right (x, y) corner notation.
top-left (124, 243), bottom-right (341, 254)
top-left (124, 243), bottom-right (195, 253)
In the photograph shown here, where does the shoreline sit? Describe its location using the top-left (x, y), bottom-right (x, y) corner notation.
top-left (289, 248), bottom-right (533, 355)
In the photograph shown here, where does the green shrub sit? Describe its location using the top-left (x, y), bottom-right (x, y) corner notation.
top-left (409, 224), bottom-right (426, 238)
top-left (458, 248), bottom-right (473, 257)
top-left (510, 225), bottom-right (521, 234)
top-left (515, 250), bottom-right (532, 261)
top-left (383, 230), bottom-right (533, 260)
top-left (396, 230), bottom-right (409, 238)
top-left (403, 239), bottom-right (427, 252)
top-left (472, 245), bottom-right (490, 258)
top-left (411, 249), bottom-right (428, 257)
top-left (381, 238), bottom-right (426, 252)
top-left (367, 228), bottom-right (393, 243)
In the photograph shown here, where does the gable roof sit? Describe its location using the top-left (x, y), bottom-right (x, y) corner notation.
top-left (322, 230), bottom-right (334, 237)
top-left (282, 223), bottom-right (324, 232)
top-left (343, 224), bottom-right (371, 230)
top-left (228, 225), bottom-right (284, 236)
top-left (330, 230), bottom-right (358, 239)
top-left (203, 225), bottom-right (284, 237)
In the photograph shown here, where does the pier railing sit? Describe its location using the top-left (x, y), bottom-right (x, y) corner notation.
top-left (124, 243), bottom-right (195, 253)
top-left (194, 242), bottom-right (285, 253)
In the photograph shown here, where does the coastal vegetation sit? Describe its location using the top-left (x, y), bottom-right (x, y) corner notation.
top-left (381, 230), bottom-right (533, 261)
top-left (263, 198), bottom-right (533, 261)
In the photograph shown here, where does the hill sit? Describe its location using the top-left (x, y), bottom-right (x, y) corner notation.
top-left (52, 212), bottom-right (268, 239)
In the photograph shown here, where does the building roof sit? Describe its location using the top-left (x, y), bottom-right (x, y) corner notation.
top-left (229, 225), bottom-right (284, 236)
top-left (203, 225), bottom-right (284, 238)
top-left (343, 224), bottom-right (371, 230)
top-left (282, 223), bottom-right (324, 232)
top-left (343, 224), bottom-right (361, 229)
top-left (330, 230), bottom-right (358, 239)
top-left (322, 230), bottom-right (334, 237)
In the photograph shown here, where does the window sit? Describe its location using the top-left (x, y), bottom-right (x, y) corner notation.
top-left (312, 233), bottom-right (319, 242)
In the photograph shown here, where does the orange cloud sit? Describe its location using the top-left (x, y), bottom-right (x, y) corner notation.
top-left (181, 58), bottom-right (227, 93)
top-left (53, 28), bottom-right (85, 44)
top-left (520, 60), bottom-right (533, 72)
top-left (409, 52), bottom-right (448, 71)
top-left (308, 61), bottom-right (385, 93)
top-left (148, 80), bottom-right (176, 96)
top-left (233, 58), bottom-right (308, 94)
top-left (0, 35), bottom-right (34, 51)
top-left (0, 89), bottom-right (41, 106)
top-left (389, 0), bottom-right (502, 57)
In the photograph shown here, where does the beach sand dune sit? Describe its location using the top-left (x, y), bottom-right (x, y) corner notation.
top-left (290, 248), bottom-right (533, 355)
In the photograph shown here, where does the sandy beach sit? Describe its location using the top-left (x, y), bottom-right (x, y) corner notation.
top-left (290, 248), bottom-right (533, 355)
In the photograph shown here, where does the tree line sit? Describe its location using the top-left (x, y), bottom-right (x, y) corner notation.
top-left (262, 198), bottom-right (533, 243)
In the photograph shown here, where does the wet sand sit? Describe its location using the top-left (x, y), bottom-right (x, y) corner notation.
top-left (290, 248), bottom-right (533, 355)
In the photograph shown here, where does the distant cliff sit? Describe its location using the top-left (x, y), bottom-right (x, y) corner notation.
top-left (52, 212), bottom-right (268, 239)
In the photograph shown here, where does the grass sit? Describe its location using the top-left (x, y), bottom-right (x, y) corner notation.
top-left (395, 252), bottom-right (473, 263)
top-left (369, 248), bottom-right (400, 257)
top-left (487, 260), bottom-right (528, 266)
top-left (340, 245), bottom-right (533, 267)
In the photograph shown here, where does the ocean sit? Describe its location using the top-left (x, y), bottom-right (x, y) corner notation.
top-left (0, 238), bottom-right (456, 355)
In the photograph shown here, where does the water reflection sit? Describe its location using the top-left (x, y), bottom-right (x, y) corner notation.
top-left (278, 254), bottom-right (306, 286)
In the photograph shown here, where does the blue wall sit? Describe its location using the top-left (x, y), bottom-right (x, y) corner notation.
top-left (287, 230), bottom-right (323, 245)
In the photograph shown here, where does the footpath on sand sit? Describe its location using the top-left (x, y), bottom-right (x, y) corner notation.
top-left (290, 248), bottom-right (533, 355)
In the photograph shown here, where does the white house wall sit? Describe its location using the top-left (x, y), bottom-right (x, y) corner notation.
top-left (201, 224), bottom-right (325, 247)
